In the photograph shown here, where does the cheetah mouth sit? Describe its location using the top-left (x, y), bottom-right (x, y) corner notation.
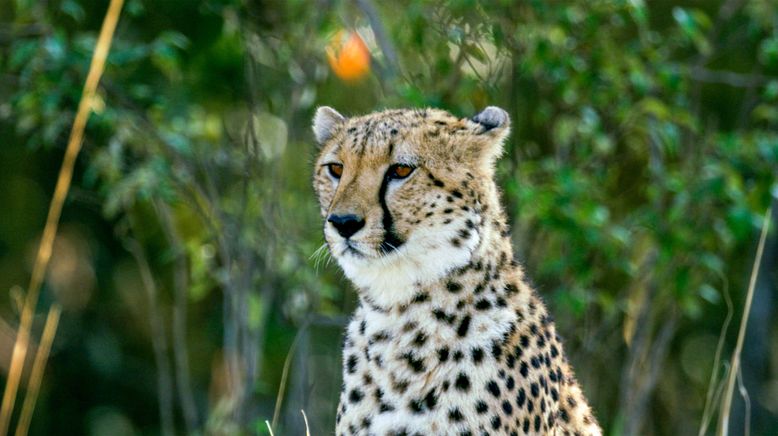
top-left (342, 240), bottom-right (366, 258)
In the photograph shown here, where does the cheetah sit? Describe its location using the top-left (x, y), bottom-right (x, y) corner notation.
top-left (312, 106), bottom-right (602, 436)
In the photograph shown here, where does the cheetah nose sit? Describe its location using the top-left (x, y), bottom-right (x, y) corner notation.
top-left (328, 214), bottom-right (366, 239)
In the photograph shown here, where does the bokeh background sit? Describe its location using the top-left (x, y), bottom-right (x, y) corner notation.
top-left (1, 0), bottom-right (777, 435)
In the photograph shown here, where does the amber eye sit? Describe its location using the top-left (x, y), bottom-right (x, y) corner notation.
top-left (327, 163), bottom-right (343, 179)
top-left (388, 164), bottom-right (415, 180)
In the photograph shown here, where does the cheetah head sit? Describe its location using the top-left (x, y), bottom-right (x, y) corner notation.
top-left (312, 107), bottom-right (510, 308)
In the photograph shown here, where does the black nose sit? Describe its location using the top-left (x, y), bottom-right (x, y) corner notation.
top-left (327, 214), bottom-right (365, 238)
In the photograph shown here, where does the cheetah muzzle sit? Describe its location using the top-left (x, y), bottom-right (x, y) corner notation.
top-left (312, 106), bottom-right (602, 436)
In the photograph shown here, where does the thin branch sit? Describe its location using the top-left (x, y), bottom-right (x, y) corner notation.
top-left (0, 1), bottom-right (125, 432)
top-left (354, 0), bottom-right (399, 78)
top-left (687, 67), bottom-right (772, 88)
top-left (155, 200), bottom-right (200, 433)
top-left (717, 206), bottom-right (771, 436)
top-left (125, 236), bottom-right (176, 436)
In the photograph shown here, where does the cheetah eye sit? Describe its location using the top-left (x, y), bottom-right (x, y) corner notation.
top-left (327, 163), bottom-right (343, 179)
top-left (388, 164), bottom-right (415, 180)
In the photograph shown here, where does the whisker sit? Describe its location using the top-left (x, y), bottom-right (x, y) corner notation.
top-left (310, 243), bottom-right (331, 273)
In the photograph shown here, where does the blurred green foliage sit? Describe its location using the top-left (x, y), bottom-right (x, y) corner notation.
top-left (0, 0), bottom-right (777, 435)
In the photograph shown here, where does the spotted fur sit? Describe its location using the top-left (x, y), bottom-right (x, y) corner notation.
top-left (312, 106), bottom-right (601, 435)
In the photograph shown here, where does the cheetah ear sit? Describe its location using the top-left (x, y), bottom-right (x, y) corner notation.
top-left (313, 106), bottom-right (346, 145)
top-left (470, 106), bottom-right (511, 163)
top-left (471, 106), bottom-right (509, 132)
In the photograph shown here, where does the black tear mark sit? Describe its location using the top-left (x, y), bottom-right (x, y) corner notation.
top-left (379, 171), bottom-right (405, 253)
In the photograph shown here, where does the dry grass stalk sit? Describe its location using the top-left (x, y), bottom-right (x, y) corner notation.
top-left (0, 0), bottom-right (125, 432)
top-left (271, 320), bottom-right (309, 429)
top-left (14, 305), bottom-right (61, 436)
top-left (716, 207), bottom-right (771, 436)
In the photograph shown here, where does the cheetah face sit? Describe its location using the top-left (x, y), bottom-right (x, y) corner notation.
top-left (312, 106), bottom-right (510, 307)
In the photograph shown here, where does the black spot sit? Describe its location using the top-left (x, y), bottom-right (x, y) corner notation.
top-left (413, 332), bottom-right (427, 346)
top-left (359, 320), bottom-right (366, 335)
top-left (523, 418), bottom-right (530, 433)
top-left (455, 373), bottom-right (471, 391)
top-left (531, 383), bottom-right (539, 398)
top-left (349, 389), bottom-right (364, 403)
top-left (534, 415), bottom-right (541, 432)
top-left (457, 315), bottom-right (471, 337)
top-left (475, 401), bottom-right (488, 414)
top-left (412, 292), bottom-right (429, 303)
top-left (502, 400), bottom-right (513, 415)
top-left (347, 354), bottom-right (358, 374)
top-left (531, 356), bottom-right (540, 369)
top-left (448, 408), bottom-right (464, 422)
top-left (438, 347), bottom-right (450, 362)
top-left (516, 388), bottom-right (526, 408)
top-left (408, 399), bottom-right (424, 414)
top-left (443, 208), bottom-right (454, 214)
top-left (505, 283), bottom-right (518, 295)
top-left (452, 190), bottom-right (463, 198)
top-left (424, 390), bottom-right (438, 410)
top-left (491, 415), bottom-right (501, 430)
top-left (402, 352), bottom-right (426, 373)
top-left (560, 408), bottom-right (570, 423)
top-left (520, 335), bottom-right (529, 348)
top-left (370, 331), bottom-right (389, 344)
top-left (453, 350), bottom-right (464, 361)
top-left (491, 341), bottom-right (502, 360)
top-left (433, 179), bottom-right (445, 188)
top-left (447, 281), bottom-right (462, 293)
top-left (392, 379), bottom-right (409, 394)
top-left (506, 376), bottom-right (515, 390)
top-left (475, 299), bottom-right (492, 310)
top-left (520, 361), bottom-right (529, 377)
top-left (471, 347), bottom-right (484, 364)
top-left (486, 380), bottom-right (500, 397)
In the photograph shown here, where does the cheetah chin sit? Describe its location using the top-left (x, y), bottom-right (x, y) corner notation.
top-left (313, 106), bottom-right (602, 436)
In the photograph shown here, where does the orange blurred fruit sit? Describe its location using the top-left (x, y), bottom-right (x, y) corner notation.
top-left (326, 30), bottom-right (371, 82)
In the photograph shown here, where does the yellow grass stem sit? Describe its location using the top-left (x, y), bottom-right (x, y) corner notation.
top-left (14, 305), bottom-right (61, 436)
top-left (0, 0), bottom-right (124, 433)
top-left (716, 207), bottom-right (771, 436)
